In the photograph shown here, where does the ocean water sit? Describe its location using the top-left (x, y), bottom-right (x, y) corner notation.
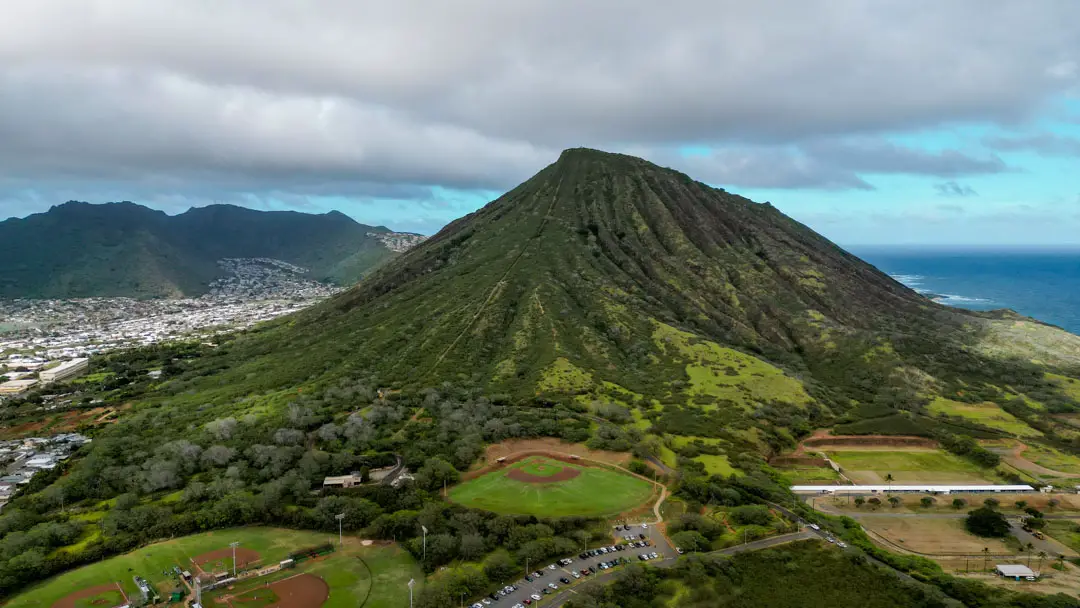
top-left (849, 247), bottom-right (1080, 336)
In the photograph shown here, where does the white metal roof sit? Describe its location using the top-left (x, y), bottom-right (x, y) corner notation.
top-left (996, 564), bottom-right (1035, 577)
top-left (791, 484), bottom-right (1034, 492)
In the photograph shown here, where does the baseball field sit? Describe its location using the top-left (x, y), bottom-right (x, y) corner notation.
top-left (447, 455), bottom-right (655, 517)
top-left (6, 527), bottom-right (421, 608)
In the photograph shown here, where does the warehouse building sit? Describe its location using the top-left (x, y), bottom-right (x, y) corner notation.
top-left (791, 484), bottom-right (1035, 495)
top-left (39, 358), bottom-right (89, 384)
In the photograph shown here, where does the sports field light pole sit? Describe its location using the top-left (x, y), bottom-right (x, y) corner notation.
top-left (336, 513), bottom-right (345, 546)
top-left (408, 578), bottom-right (414, 608)
top-left (229, 541), bottom-right (239, 578)
top-left (421, 525), bottom-right (428, 562)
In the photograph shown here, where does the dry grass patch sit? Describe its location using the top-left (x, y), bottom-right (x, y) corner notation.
top-left (860, 516), bottom-right (1013, 555)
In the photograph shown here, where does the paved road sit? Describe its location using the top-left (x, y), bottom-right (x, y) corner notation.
top-left (1008, 520), bottom-right (1077, 558)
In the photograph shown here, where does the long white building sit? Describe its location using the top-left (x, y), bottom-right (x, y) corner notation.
top-left (39, 358), bottom-right (89, 384)
top-left (791, 484), bottom-right (1034, 495)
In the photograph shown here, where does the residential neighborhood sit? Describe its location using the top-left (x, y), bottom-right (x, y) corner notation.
top-left (0, 432), bottom-right (90, 512)
top-left (0, 257), bottom-right (345, 363)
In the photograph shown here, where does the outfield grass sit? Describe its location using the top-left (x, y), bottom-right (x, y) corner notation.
top-left (448, 456), bottom-right (655, 517)
top-left (928, 397), bottom-right (1041, 437)
top-left (6, 528), bottom-right (422, 608)
top-left (827, 449), bottom-right (992, 484)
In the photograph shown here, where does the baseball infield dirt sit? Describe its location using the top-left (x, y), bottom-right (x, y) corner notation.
top-left (194, 547), bottom-right (262, 571)
top-left (506, 465), bottom-right (581, 483)
top-left (264, 573), bottom-right (329, 608)
top-left (52, 583), bottom-right (125, 608)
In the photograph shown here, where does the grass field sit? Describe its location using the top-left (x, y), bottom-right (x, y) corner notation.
top-left (695, 454), bottom-right (739, 476)
top-left (1023, 443), bottom-right (1080, 475)
top-left (652, 321), bottom-right (812, 410)
top-left (827, 449), bottom-right (993, 484)
top-left (1044, 520), bottom-right (1080, 553)
top-left (448, 456), bottom-right (655, 517)
top-left (928, 397), bottom-right (1041, 437)
top-left (6, 528), bottom-right (421, 608)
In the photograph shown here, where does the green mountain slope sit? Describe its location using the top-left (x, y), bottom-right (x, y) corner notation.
top-left (0, 202), bottom-right (419, 298)
top-left (220, 149), bottom-right (1080, 423)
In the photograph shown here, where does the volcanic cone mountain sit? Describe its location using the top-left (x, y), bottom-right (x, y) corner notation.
top-left (231, 148), bottom-right (1080, 432)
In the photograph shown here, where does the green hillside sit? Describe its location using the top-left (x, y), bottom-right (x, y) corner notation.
top-left (0, 202), bottom-right (418, 298)
top-left (3, 149), bottom-right (1080, 606)
top-left (200, 148), bottom-right (1080, 436)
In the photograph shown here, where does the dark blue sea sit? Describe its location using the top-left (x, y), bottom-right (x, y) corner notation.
top-left (848, 247), bottom-right (1080, 336)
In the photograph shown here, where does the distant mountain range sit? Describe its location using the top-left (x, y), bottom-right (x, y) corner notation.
top-left (0, 202), bottom-right (425, 299)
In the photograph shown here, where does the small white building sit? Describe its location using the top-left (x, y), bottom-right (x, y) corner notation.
top-left (995, 564), bottom-right (1036, 580)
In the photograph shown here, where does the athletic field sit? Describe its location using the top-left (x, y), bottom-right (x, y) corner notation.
top-left (6, 527), bottom-right (421, 608)
top-left (448, 456), bottom-right (655, 517)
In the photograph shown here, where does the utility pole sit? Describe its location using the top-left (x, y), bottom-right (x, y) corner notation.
top-left (408, 578), bottom-right (414, 608)
top-left (336, 513), bottom-right (345, 546)
top-left (229, 542), bottom-right (239, 578)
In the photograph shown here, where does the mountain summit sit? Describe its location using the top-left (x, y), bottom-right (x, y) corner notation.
top-left (228, 148), bottom-right (1080, 434)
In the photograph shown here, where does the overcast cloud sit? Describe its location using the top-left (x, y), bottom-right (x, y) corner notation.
top-left (1, 0), bottom-right (1079, 224)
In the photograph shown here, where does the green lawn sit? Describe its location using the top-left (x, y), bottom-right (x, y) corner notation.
top-left (827, 449), bottom-right (992, 483)
top-left (928, 397), bottom-right (1041, 437)
top-left (6, 528), bottom-right (422, 608)
top-left (652, 322), bottom-right (813, 411)
top-left (695, 454), bottom-right (739, 476)
top-left (1044, 520), bottom-right (1080, 553)
top-left (448, 456), bottom-right (655, 517)
top-left (1024, 443), bottom-right (1080, 475)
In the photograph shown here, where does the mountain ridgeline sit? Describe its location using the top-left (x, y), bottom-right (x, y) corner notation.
top-left (0, 202), bottom-right (422, 298)
top-left (218, 148), bottom-right (1080, 437)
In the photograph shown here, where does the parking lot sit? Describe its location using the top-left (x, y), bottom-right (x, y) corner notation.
top-left (470, 522), bottom-right (675, 608)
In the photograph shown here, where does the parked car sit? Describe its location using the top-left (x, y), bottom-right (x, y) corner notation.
top-left (639, 533), bottom-right (646, 539)
top-left (560, 577), bottom-right (571, 584)
top-left (676, 547), bottom-right (684, 554)
top-left (809, 523), bottom-right (820, 531)
top-left (572, 572), bottom-right (581, 579)
top-left (548, 583), bottom-right (558, 590)
top-left (531, 594), bottom-right (542, 601)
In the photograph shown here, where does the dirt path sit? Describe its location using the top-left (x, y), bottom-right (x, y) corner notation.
top-left (1000, 441), bottom-right (1080, 479)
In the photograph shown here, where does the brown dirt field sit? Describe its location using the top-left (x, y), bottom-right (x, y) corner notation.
top-left (264, 573), bottom-right (328, 608)
top-left (195, 547), bottom-right (262, 571)
top-left (0, 406), bottom-right (124, 440)
top-left (481, 438), bottom-right (632, 467)
top-left (51, 582), bottom-right (125, 608)
top-left (802, 435), bottom-right (938, 450)
top-left (507, 465), bottom-right (581, 483)
top-left (770, 456), bottom-right (828, 467)
top-left (859, 516), bottom-right (1014, 555)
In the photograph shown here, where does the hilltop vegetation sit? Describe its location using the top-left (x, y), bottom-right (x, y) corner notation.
top-left (0, 202), bottom-right (418, 298)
